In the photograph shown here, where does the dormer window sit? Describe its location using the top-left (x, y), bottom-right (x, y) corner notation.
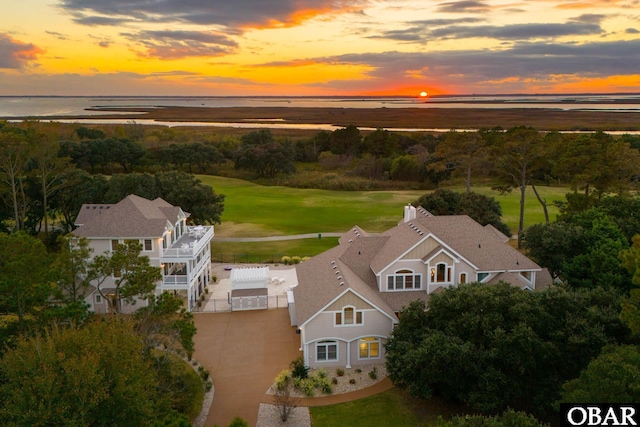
top-left (520, 271), bottom-right (532, 282)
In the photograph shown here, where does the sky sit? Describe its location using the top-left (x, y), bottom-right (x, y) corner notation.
top-left (1, 0), bottom-right (640, 96)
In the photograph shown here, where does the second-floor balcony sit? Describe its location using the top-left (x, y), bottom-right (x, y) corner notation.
top-left (161, 252), bottom-right (210, 290)
top-left (162, 225), bottom-right (214, 259)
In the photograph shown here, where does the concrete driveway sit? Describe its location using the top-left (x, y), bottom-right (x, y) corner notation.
top-left (193, 309), bottom-right (301, 427)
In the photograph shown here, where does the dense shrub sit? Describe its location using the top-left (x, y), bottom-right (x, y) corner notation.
top-left (290, 356), bottom-right (309, 379)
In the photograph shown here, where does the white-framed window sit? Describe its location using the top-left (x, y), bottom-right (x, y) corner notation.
top-left (520, 271), bottom-right (532, 282)
top-left (459, 272), bottom-right (467, 284)
top-left (143, 239), bottom-right (152, 251)
top-left (111, 239), bottom-right (119, 251)
top-left (430, 263), bottom-right (452, 283)
top-left (358, 337), bottom-right (381, 359)
top-left (95, 295), bottom-right (102, 303)
top-left (316, 341), bottom-right (338, 362)
top-left (387, 269), bottom-right (422, 290)
top-left (477, 272), bottom-right (489, 282)
top-left (335, 306), bottom-right (363, 326)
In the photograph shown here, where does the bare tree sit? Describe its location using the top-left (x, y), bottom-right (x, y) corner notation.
top-left (0, 130), bottom-right (31, 231)
top-left (32, 134), bottom-right (74, 240)
top-left (273, 382), bottom-right (300, 423)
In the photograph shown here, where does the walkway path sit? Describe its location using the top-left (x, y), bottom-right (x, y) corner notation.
top-left (211, 232), bottom-right (342, 242)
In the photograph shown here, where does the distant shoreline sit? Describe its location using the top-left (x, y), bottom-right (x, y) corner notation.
top-left (17, 105), bottom-right (640, 132)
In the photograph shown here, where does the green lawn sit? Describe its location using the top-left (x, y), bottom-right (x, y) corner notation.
top-left (199, 175), bottom-right (569, 258)
top-left (310, 388), bottom-right (465, 427)
top-left (198, 175), bottom-right (425, 237)
top-left (210, 237), bottom-right (339, 263)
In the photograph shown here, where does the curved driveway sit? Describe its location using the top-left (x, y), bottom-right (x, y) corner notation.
top-left (193, 309), bottom-right (301, 427)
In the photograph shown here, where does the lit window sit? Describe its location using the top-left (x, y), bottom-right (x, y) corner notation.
top-left (316, 341), bottom-right (338, 362)
top-left (432, 263), bottom-right (452, 283)
top-left (359, 337), bottom-right (380, 359)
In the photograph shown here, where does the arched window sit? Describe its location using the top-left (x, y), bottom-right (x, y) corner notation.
top-left (335, 306), bottom-right (363, 325)
top-left (460, 272), bottom-right (467, 284)
top-left (344, 307), bottom-right (354, 324)
top-left (431, 263), bottom-right (452, 283)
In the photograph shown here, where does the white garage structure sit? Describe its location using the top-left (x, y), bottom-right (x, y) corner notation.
top-left (230, 266), bottom-right (270, 310)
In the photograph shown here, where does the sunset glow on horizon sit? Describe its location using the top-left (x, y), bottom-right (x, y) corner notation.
top-left (1, 0), bottom-right (639, 96)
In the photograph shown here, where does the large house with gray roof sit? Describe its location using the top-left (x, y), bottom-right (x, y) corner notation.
top-left (73, 194), bottom-right (213, 313)
top-left (290, 205), bottom-right (551, 369)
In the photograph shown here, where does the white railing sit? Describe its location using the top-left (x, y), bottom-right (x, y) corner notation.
top-left (161, 252), bottom-right (210, 290)
top-left (162, 226), bottom-right (214, 259)
top-left (162, 275), bottom-right (189, 289)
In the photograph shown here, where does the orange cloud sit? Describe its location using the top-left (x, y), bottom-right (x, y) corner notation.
top-left (0, 34), bottom-right (45, 69)
top-left (556, 0), bottom-right (627, 9)
top-left (242, 3), bottom-right (366, 30)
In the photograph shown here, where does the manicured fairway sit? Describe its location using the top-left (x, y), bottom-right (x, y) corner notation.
top-left (199, 175), bottom-right (568, 238)
top-left (209, 238), bottom-right (339, 263)
top-left (198, 175), bottom-right (426, 237)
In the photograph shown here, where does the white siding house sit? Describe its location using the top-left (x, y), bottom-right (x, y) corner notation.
top-left (73, 194), bottom-right (213, 313)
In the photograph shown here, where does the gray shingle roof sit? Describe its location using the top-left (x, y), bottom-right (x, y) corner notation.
top-left (293, 238), bottom-right (397, 327)
top-left (372, 215), bottom-right (540, 273)
top-left (73, 194), bottom-right (185, 238)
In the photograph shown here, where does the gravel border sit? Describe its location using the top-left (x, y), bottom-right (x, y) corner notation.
top-left (266, 363), bottom-right (387, 397)
top-left (190, 358), bottom-right (214, 427)
top-left (256, 404), bottom-right (311, 427)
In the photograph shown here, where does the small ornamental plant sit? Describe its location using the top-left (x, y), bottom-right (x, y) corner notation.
top-left (369, 367), bottom-right (378, 380)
